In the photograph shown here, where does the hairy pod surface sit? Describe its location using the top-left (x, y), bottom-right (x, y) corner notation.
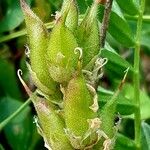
top-left (100, 101), bottom-right (116, 139)
top-left (61, 0), bottom-right (78, 32)
top-left (21, 0), bottom-right (57, 95)
top-left (76, 1), bottom-right (100, 67)
top-left (20, 0), bottom-right (114, 149)
top-left (33, 96), bottom-right (73, 150)
top-left (64, 74), bottom-right (97, 148)
top-left (94, 90), bottom-right (120, 149)
top-left (47, 20), bottom-right (79, 83)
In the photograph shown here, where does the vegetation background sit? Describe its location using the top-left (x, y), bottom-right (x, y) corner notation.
top-left (0, 0), bottom-right (150, 149)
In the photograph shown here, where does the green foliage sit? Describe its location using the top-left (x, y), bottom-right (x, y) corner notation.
top-left (98, 86), bottom-right (136, 116)
top-left (0, 97), bottom-right (33, 150)
top-left (116, 0), bottom-right (139, 15)
top-left (0, 58), bottom-right (21, 99)
top-left (141, 122), bottom-right (150, 150)
top-left (98, 4), bottom-right (135, 47)
top-left (101, 49), bottom-right (134, 72)
top-left (121, 84), bottom-right (150, 120)
top-left (114, 133), bottom-right (136, 150)
top-left (0, 0), bottom-right (31, 33)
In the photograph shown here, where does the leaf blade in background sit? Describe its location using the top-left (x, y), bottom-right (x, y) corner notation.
top-left (98, 5), bottom-right (135, 47)
top-left (0, 0), bottom-right (31, 33)
top-left (0, 97), bottom-right (34, 150)
top-left (0, 58), bottom-right (21, 99)
top-left (101, 49), bottom-right (134, 72)
top-left (114, 133), bottom-right (136, 150)
top-left (116, 0), bottom-right (139, 15)
top-left (141, 122), bottom-right (150, 150)
top-left (121, 84), bottom-right (150, 120)
top-left (98, 86), bottom-right (136, 115)
top-left (0, 144), bottom-right (5, 150)
top-left (76, 0), bottom-right (91, 14)
top-left (141, 23), bottom-right (150, 50)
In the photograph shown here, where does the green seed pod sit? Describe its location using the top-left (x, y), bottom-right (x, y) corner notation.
top-left (76, 1), bottom-right (100, 67)
top-left (32, 96), bottom-right (73, 150)
top-left (64, 74), bottom-right (98, 149)
top-left (101, 69), bottom-right (129, 140)
top-left (47, 20), bottom-right (79, 83)
top-left (21, 0), bottom-right (57, 95)
top-left (61, 0), bottom-right (78, 32)
top-left (93, 97), bottom-right (117, 150)
top-left (100, 100), bottom-right (116, 138)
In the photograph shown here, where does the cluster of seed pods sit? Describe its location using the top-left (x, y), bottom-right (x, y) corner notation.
top-left (20, 0), bottom-right (117, 149)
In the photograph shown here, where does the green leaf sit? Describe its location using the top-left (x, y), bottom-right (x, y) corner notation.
top-left (76, 0), bottom-right (94, 14)
top-left (140, 91), bottom-right (150, 120)
top-left (116, 0), bottom-right (139, 15)
top-left (100, 49), bottom-right (134, 81)
top-left (114, 133), bottom-right (136, 150)
top-left (0, 144), bottom-right (5, 150)
top-left (112, 0), bottom-right (124, 19)
top-left (141, 32), bottom-right (150, 50)
top-left (105, 42), bottom-right (117, 53)
top-left (141, 23), bottom-right (150, 50)
top-left (0, 58), bottom-right (21, 99)
top-left (0, 0), bottom-right (31, 33)
top-left (98, 5), bottom-right (135, 47)
top-left (98, 86), bottom-right (136, 115)
top-left (141, 122), bottom-right (150, 150)
top-left (0, 97), bottom-right (33, 150)
top-left (101, 49), bottom-right (134, 72)
top-left (47, 0), bottom-right (62, 10)
top-left (121, 84), bottom-right (150, 120)
top-left (128, 22), bottom-right (150, 50)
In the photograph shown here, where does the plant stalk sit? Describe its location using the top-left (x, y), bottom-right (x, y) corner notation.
top-left (0, 22), bottom-right (54, 43)
top-left (100, 0), bottom-right (113, 48)
top-left (125, 14), bottom-right (150, 23)
top-left (133, 0), bottom-right (145, 149)
top-left (0, 14), bottom-right (150, 43)
top-left (0, 98), bottom-right (31, 131)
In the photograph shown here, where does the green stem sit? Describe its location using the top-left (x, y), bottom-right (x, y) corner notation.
top-left (1, 14), bottom-right (150, 43)
top-left (0, 98), bottom-right (31, 131)
top-left (133, 0), bottom-right (145, 149)
top-left (0, 22), bottom-right (54, 43)
top-left (100, 0), bottom-right (113, 48)
top-left (125, 15), bottom-right (150, 23)
top-left (0, 16), bottom-right (83, 44)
